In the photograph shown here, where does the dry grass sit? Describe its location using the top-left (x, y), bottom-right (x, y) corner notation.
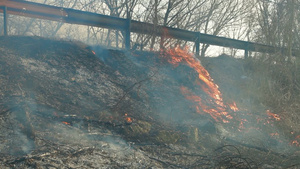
top-left (243, 54), bottom-right (300, 135)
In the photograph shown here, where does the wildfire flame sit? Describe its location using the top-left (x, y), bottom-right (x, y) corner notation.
top-left (124, 113), bottom-right (133, 124)
top-left (266, 110), bottom-right (281, 121)
top-left (125, 117), bottom-right (133, 123)
top-left (181, 86), bottom-right (231, 123)
top-left (62, 121), bottom-right (70, 125)
top-left (290, 135), bottom-right (300, 147)
top-left (163, 46), bottom-right (300, 148)
top-left (228, 102), bottom-right (239, 112)
top-left (165, 46), bottom-right (238, 123)
top-left (165, 46), bottom-right (223, 103)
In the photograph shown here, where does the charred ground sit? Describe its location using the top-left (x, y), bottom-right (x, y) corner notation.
top-left (0, 36), bottom-right (299, 168)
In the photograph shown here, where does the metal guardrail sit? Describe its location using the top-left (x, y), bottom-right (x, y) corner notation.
top-left (0, 0), bottom-right (298, 57)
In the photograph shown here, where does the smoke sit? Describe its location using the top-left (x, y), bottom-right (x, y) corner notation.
top-left (200, 55), bottom-right (298, 153)
top-left (1, 94), bottom-right (38, 156)
top-left (11, 130), bottom-right (35, 156)
top-left (1, 36), bottom-right (298, 169)
top-left (97, 47), bottom-right (299, 154)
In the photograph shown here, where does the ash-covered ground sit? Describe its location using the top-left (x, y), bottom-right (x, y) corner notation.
top-left (0, 36), bottom-right (299, 168)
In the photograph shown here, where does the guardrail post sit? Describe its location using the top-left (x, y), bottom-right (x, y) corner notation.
top-left (3, 6), bottom-right (8, 36)
top-left (244, 49), bottom-right (248, 58)
top-left (125, 17), bottom-right (131, 50)
top-left (244, 43), bottom-right (249, 58)
top-left (195, 32), bottom-right (200, 56)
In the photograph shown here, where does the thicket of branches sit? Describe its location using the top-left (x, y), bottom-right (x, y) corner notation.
top-left (2, 0), bottom-right (300, 57)
top-left (243, 0), bottom-right (300, 133)
top-left (1, 0), bottom-right (254, 56)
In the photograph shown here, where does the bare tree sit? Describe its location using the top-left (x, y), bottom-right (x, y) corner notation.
top-left (255, 0), bottom-right (299, 57)
top-left (7, 0), bottom-right (254, 55)
top-left (199, 0), bottom-right (250, 57)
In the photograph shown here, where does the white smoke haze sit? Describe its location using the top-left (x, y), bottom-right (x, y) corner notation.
top-left (0, 0), bottom-right (300, 166)
top-left (0, 36), bottom-right (299, 168)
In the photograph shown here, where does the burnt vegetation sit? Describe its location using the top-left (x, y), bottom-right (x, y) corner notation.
top-left (0, 36), bottom-right (299, 168)
top-left (0, 1), bottom-right (300, 168)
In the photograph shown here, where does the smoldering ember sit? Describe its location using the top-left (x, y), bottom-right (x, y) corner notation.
top-left (0, 36), bottom-right (299, 169)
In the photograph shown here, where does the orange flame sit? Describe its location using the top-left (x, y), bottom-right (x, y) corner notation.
top-left (181, 86), bottom-right (230, 123)
top-left (291, 135), bottom-right (300, 147)
top-left (124, 114), bottom-right (133, 124)
top-left (166, 46), bottom-right (223, 103)
top-left (125, 117), bottom-right (133, 123)
top-left (165, 46), bottom-right (237, 123)
top-left (291, 140), bottom-right (299, 146)
top-left (266, 110), bottom-right (280, 121)
top-left (62, 121), bottom-right (70, 125)
top-left (229, 102), bottom-right (239, 112)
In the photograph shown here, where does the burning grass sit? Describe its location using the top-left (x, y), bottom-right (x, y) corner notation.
top-left (0, 36), bottom-right (299, 168)
top-left (241, 54), bottom-right (300, 146)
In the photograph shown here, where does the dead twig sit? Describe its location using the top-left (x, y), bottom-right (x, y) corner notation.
top-left (69, 147), bottom-right (95, 158)
top-left (223, 137), bottom-right (287, 157)
top-left (112, 71), bottom-right (158, 111)
top-left (147, 156), bottom-right (184, 168)
top-left (214, 145), bottom-right (258, 169)
top-left (285, 163), bottom-right (300, 169)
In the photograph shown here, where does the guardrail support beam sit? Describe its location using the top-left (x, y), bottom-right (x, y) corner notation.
top-left (3, 6), bottom-right (7, 36)
top-left (125, 17), bottom-right (131, 50)
top-left (244, 43), bottom-right (249, 58)
top-left (244, 49), bottom-right (248, 58)
top-left (195, 32), bottom-right (200, 56)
